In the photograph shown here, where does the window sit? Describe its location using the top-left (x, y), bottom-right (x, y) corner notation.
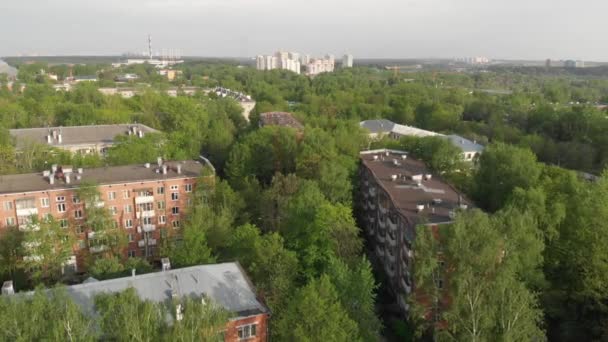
top-left (143, 217), bottom-right (153, 225)
top-left (170, 185), bottom-right (178, 191)
top-left (171, 193), bottom-right (179, 201)
top-left (59, 219), bottom-right (68, 229)
top-left (172, 207), bottom-right (179, 215)
top-left (72, 196), bottom-right (80, 204)
top-left (56, 196), bottom-right (65, 202)
top-left (125, 204), bottom-right (133, 213)
top-left (128, 250), bottom-right (136, 258)
top-left (157, 201), bottom-right (166, 210)
top-left (123, 190), bottom-right (131, 199)
top-left (159, 215), bottom-right (166, 224)
top-left (107, 192), bottom-right (116, 201)
top-left (5, 217), bottom-right (15, 226)
top-left (128, 234), bottom-right (134, 242)
top-left (111, 221), bottom-right (118, 229)
top-left (110, 206), bottom-right (118, 215)
top-left (160, 228), bottom-right (167, 239)
top-left (76, 225), bottom-right (84, 234)
top-left (237, 324), bottom-right (257, 340)
top-left (187, 198), bottom-right (192, 207)
top-left (125, 219), bottom-right (133, 228)
top-left (3, 201), bottom-right (13, 211)
top-left (172, 220), bottom-right (180, 229)
top-left (157, 186), bottom-right (164, 195)
top-left (40, 198), bottom-right (50, 208)
top-left (184, 184), bottom-right (192, 192)
top-left (57, 203), bottom-right (66, 213)
top-left (77, 240), bottom-right (86, 250)
top-left (74, 210), bottom-right (83, 219)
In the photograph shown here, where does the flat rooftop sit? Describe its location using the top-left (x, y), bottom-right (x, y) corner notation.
top-left (361, 149), bottom-right (471, 224)
top-left (259, 112), bottom-right (304, 130)
top-left (0, 160), bottom-right (205, 195)
top-left (9, 124), bottom-right (160, 149)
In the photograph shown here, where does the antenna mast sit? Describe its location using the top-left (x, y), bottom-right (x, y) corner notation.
top-left (148, 34), bottom-right (153, 59)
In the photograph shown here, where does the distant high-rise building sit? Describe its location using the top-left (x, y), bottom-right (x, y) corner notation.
top-left (565, 60), bottom-right (585, 68)
top-left (342, 54), bottom-right (354, 68)
top-left (545, 59), bottom-right (552, 68)
top-left (256, 51), bottom-right (300, 74)
top-left (256, 55), bottom-right (265, 70)
top-left (300, 54), bottom-right (311, 65)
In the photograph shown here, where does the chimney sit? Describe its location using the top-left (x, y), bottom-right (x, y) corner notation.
top-left (52, 129), bottom-right (58, 139)
top-left (65, 174), bottom-right (71, 184)
top-left (157, 157), bottom-right (163, 167)
top-left (2, 280), bottom-right (14, 295)
top-left (161, 258), bottom-right (171, 271)
top-left (47, 135), bottom-right (52, 144)
top-left (51, 164), bottom-right (58, 173)
top-left (131, 269), bottom-right (136, 277)
top-left (176, 164), bottom-right (182, 174)
top-left (49, 173), bottom-right (55, 185)
top-left (57, 134), bottom-right (62, 144)
top-left (162, 165), bottom-right (167, 175)
top-left (77, 168), bottom-right (83, 174)
top-left (137, 130), bottom-right (144, 138)
top-left (144, 163), bottom-right (150, 169)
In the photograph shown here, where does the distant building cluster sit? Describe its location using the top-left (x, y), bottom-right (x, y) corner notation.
top-left (545, 59), bottom-right (585, 68)
top-left (256, 51), bottom-right (354, 76)
top-left (454, 56), bottom-right (491, 65)
top-left (256, 52), bottom-right (301, 74)
top-left (259, 112), bottom-right (304, 130)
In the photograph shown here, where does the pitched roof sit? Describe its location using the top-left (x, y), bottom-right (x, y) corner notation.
top-left (445, 135), bottom-right (484, 153)
top-left (0, 160), bottom-right (204, 194)
top-left (9, 124), bottom-right (160, 149)
top-left (359, 119), bottom-right (396, 134)
top-left (49, 263), bottom-right (266, 318)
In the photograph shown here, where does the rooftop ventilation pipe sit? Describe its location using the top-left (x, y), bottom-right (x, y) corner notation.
top-left (1, 281), bottom-right (14, 295)
top-left (162, 165), bottom-right (167, 175)
top-left (176, 164), bottom-right (182, 174)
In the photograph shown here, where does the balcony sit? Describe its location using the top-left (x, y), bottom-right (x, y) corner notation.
top-left (16, 208), bottom-right (38, 217)
top-left (90, 245), bottom-right (108, 254)
top-left (386, 249), bottom-right (396, 263)
top-left (22, 241), bottom-right (41, 249)
top-left (385, 264), bottom-right (396, 278)
top-left (376, 232), bottom-right (386, 244)
top-left (23, 255), bottom-right (42, 262)
top-left (18, 223), bottom-right (40, 231)
top-left (378, 216), bottom-right (386, 229)
top-left (401, 275), bottom-right (412, 294)
top-left (379, 201), bottom-right (388, 215)
top-left (375, 245), bottom-right (385, 258)
top-left (135, 196), bottom-right (155, 205)
top-left (143, 224), bottom-right (156, 232)
top-left (397, 295), bottom-right (410, 312)
top-left (388, 215), bottom-right (398, 232)
top-left (138, 239), bottom-right (157, 248)
top-left (87, 231), bottom-right (96, 239)
top-left (387, 232), bottom-right (397, 247)
top-left (369, 187), bottom-right (377, 197)
top-left (94, 201), bottom-right (105, 208)
top-left (136, 210), bottom-right (155, 218)
top-left (368, 200), bottom-right (376, 210)
top-left (367, 226), bottom-right (375, 236)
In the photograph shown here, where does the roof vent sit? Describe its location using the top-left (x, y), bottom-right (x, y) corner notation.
top-left (144, 163), bottom-right (150, 169)
top-left (176, 164), bottom-right (182, 174)
top-left (51, 164), bottom-right (58, 173)
top-left (65, 174), bottom-right (71, 184)
top-left (460, 204), bottom-right (468, 210)
top-left (162, 165), bottom-right (167, 175)
top-left (76, 175), bottom-right (82, 181)
top-left (425, 174), bottom-right (432, 180)
top-left (385, 151), bottom-right (390, 156)
top-left (433, 198), bottom-right (443, 205)
top-left (161, 258), bottom-right (171, 271)
top-left (391, 175), bottom-right (397, 181)
top-left (449, 210), bottom-right (456, 219)
top-left (42, 170), bottom-right (50, 177)
top-left (416, 204), bottom-right (425, 212)
top-left (49, 173), bottom-right (55, 185)
top-left (157, 157), bottom-right (163, 167)
top-left (77, 168), bottom-right (83, 174)
top-left (401, 154), bottom-right (407, 160)
top-left (2, 281), bottom-right (14, 295)
top-left (373, 155), bottom-right (378, 161)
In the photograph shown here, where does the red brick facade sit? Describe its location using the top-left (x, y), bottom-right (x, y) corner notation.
top-left (224, 314), bottom-right (269, 342)
top-left (0, 176), bottom-right (199, 271)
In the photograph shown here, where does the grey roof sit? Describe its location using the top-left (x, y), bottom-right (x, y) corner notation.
top-left (444, 135), bottom-right (484, 153)
top-left (9, 124), bottom-right (160, 149)
top-left (61, 263), bottom-right (266, 318)
top-left (359, 119), bottom-right (396, 134)
top-left (0, 160), bottom-right (205, 194)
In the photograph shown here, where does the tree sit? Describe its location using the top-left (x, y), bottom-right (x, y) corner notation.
top-left (95, 288), bottom-right (166, 341)
top-left (169, 296), bottom-right (231, 341)
top-left (21, 216), bottom-right (75, 283)
top-left (0, 288), bottom-right (96, 341)
top-left (328, 258), bottom-right (382, 341)
top-left (0, 227), bottom-right (24, 281)
top-left (474, 143), bottom-right (542, 212)
top-left (274, 275), bottom-right (360, 342)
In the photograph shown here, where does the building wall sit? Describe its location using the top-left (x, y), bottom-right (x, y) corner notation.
top-left (224, 313), bottom-right (269, 342)
top-left (0, 176), bottom-right (199, 271)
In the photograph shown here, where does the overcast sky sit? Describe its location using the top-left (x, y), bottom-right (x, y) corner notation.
top-left (1, 0), bottom-right (606, 60)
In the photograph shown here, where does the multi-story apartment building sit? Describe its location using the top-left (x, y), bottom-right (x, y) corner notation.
top-left (0, 159), bottom-right (210, 271)
top-left (9, 124), bottom-right (159, 155)
top-left (342, 54), bottom-right (354, 68)
top-left (3, 261), bottom-right (269, 341)
top-left (358, 149), bottom-right (471, 315)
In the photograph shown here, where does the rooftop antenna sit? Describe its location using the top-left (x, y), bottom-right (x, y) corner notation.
top-left (148, 34), bottom-right (153, 59)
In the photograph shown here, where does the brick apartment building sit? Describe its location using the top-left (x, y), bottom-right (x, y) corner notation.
top-left (0, 159), bottom-right (209, 271)
top-left (358, 149), bottom-right (471, 316)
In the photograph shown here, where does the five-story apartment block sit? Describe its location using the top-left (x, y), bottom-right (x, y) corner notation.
top-left (358, 149), bottom-right (471, 315)
top-left (0, 159), bottom-right (210, 271)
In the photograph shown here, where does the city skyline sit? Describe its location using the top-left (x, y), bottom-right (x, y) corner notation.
top-left (1, 0), bottom-right (607, 61)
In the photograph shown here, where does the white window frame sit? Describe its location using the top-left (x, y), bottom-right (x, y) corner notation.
top-left (171, 192), bottom-right (179, 201)
top-left (170, 185), bottom-right (178, 191)
top-left (128, 250), bottom-right (136, 257)
top-left (107, 192), bottom-right (116, 201)
top-left (59, 219), bottom-right (68, 228)
top-left (74, 210), bottom-right (83, 219)
top-left (157, 186), bottom-right (164, 195)
top-left (184, 184), bottom-right (192, 192)
top-left (3, 201), bottom-right (13, 211)
top-left (159, 215), bottom-right (166, 224)
top-left (172, 207), bottom-right (179, 215)
top-left (237, 324), bottom-right (257, 340)
top-left (123, 190), bottom-right (131, 199)
top-left (5, 217), bottom-right (15, 226)
top-left (57, 203), bottom-right (66, 213)
top-left (56, 196), bottom-right (65, 202)
top-left (172, 220), bottom-right (180, 229)
top-left (125, 219), bottom-right (133, 228)
top-left (110, 206), bottom-right (118, 215)
top-left (125, 204), bottom-right (133, 213)
top-left (40, 198), bottom-right (50, 208)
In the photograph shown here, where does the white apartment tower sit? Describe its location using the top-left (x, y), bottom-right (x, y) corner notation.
top-left (343, 54), bottom-right (354, 68)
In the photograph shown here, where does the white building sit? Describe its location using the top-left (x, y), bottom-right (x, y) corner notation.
top-left (256, 51), bottom-right (300, 74)
top-left (305, 56), bottom-right (335, 76)
top-left (343, 54), bottom-right (354, 68)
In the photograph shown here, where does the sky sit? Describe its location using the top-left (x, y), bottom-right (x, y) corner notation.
top-left (1, 0), bottom-right (607, 61)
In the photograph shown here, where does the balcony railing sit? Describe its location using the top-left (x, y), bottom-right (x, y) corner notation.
top-left (386, 249), bottom-right (396, 263)
top-left (375, 245), bottom-right (385, 258)
top-left (386, 264), bottom-right (396, 278)
top-left (143, 224), bottom-right (156, 232)
top-left (135, 196), bottom-right (155, 205)
top-left (136, 210), bottom-right (155, 218)
top-left (16, 208), bottom-right (38, 217)
top-left (90, 245), bottom-right (108, 254)
top-left (138, 239), bottom-right (157, 248)
top-left (18, 223), bottom-right (40, 232)
top-left (387, 232), bottom-right (397, 247)
top-left (376, 232), bottom-right (386, 244)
